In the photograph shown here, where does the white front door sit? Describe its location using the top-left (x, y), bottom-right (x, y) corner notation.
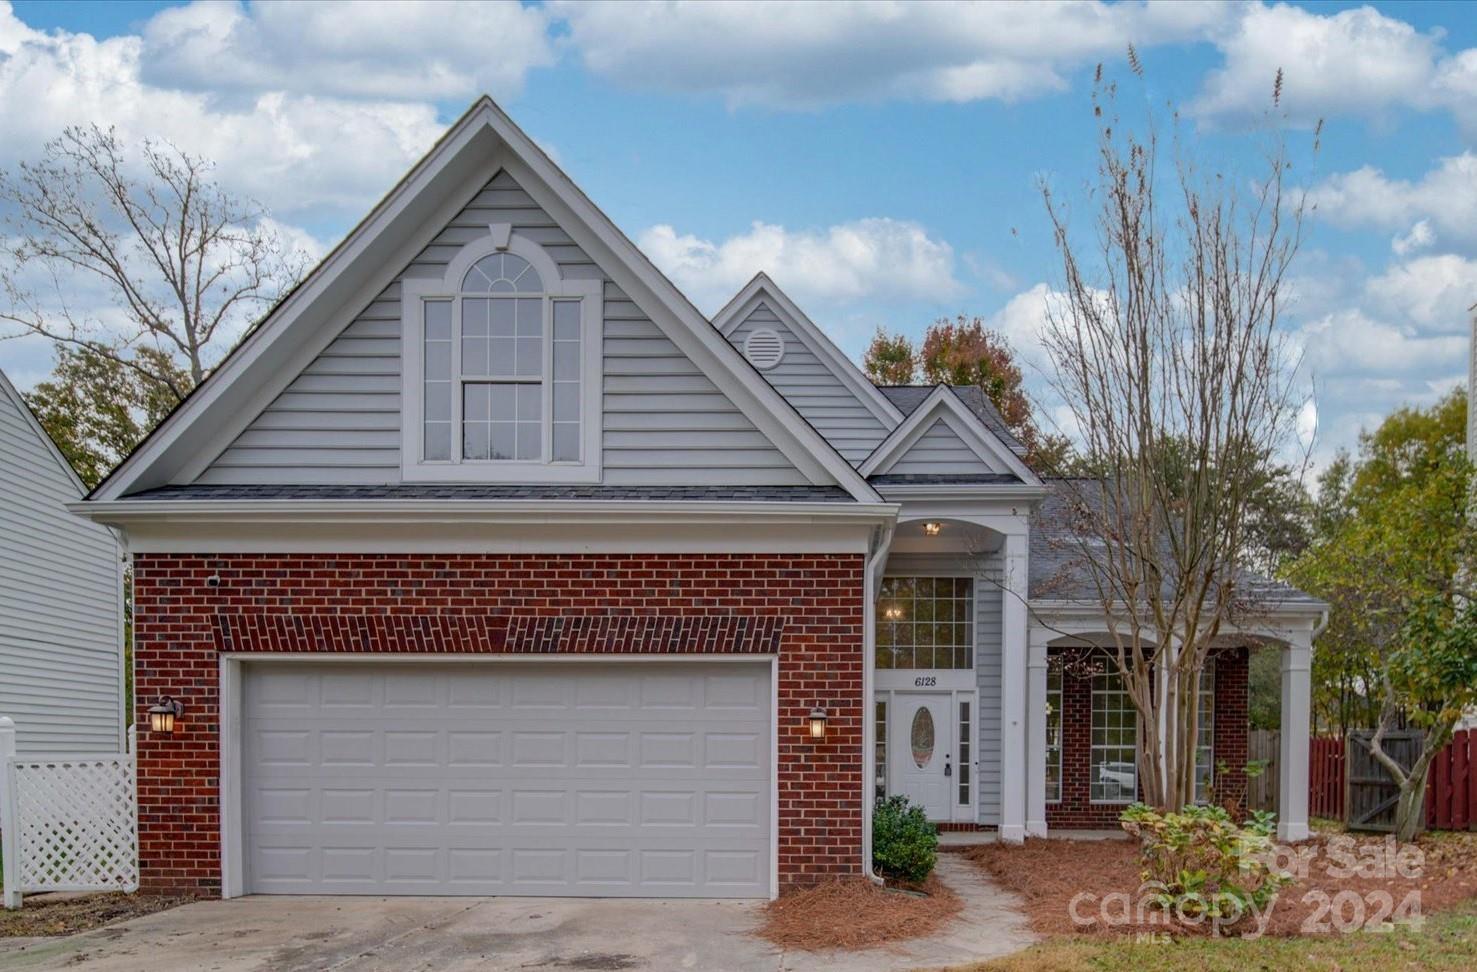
top-left (891, 693), bottom-right (952, 820)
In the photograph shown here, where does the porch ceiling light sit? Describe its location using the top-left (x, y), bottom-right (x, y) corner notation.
top-left (923, 521), bottom-right (943, 537)
top-left (148, 696), bottom-right (184, 734)
top-left (808, 706), bottom-right (829, 740)
top-left (883, 604), bottom-right (904, 621)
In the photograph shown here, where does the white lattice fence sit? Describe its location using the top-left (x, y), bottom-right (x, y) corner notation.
top-left (0, 720), bottom-right (138, 908)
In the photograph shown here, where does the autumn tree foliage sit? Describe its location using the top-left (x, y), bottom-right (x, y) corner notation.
top-left (863, 316), bottom-right (1068, 469)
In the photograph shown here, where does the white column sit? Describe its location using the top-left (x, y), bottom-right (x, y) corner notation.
top-left (998, 530), bottom-right (1029, 843)
top-left (1026, 626), bottom-right (1050, 838)
top-left (0, 716), bottom-right (20, 909)
top-left (1278, 634), bottom-right (1312, 842)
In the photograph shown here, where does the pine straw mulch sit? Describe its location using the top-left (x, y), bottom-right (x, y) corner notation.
top-left (963, 830), bottom-right (1477, 938)
top-left (757, 874), bottom-right (963, 951)
top-left (0, 892), bottom-right (194, 938)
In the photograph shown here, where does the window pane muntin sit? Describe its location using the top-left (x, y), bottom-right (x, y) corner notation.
top-left (422, 300), bottom-right (453, 461)
top-left (874, 576), bottom-right (974, 670)
top-left (1045, 668), bottom-right (1062, 803)
top-left (958, 700), bottom-right (971, 806)
top-left (1195, 664), bottom-right (1215, 803)
top-left (462, 252), bottom-right (542, 293)
top-left (1090, 669), bottom-right (1138, 804)
top-left (875, 699), bottom-right (888, 803)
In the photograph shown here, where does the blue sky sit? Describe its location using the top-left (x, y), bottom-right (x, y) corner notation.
top-left (3, 1), bottom-right (1477, 471)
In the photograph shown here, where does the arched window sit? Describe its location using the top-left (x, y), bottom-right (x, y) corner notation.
top-left (402, 226), bottom-right (602, 482)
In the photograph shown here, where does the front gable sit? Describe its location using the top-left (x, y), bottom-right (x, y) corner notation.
top-left (860, 386), bottom-right (1040, 484)
top-left (94, 99), bottom-right (878, 501)
top-left (715, 275), bottom-right (901, 464)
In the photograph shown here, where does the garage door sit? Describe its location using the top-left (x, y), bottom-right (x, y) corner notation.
top-left (241, 661), bottom-right (772, 898)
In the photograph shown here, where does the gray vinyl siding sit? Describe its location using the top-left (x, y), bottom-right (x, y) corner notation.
top-left (0, 381), bottom-right (122, 755)
top-left (889, 418), bottom-right (1005, 477)
top-left (198, 171), bottom-right (804, 486)
top-left (975, 563), bottom-right (1003, 825)
top-left (726, 303), bottom-right (889, 463)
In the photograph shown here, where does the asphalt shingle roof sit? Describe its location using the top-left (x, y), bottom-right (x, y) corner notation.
top-left (1028, 478), bottom-right (1324, 605)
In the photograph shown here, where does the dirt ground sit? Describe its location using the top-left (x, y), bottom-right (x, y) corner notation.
top-left (758, 874), bottom-right (963, 951)
top-left (964, 830), bottom-right (1477, 938)
top-left (0, 892), bottom-right (192, 938)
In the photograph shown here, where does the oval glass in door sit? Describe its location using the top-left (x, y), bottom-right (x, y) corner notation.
top-left (910, 706), bottom-right (935, 768)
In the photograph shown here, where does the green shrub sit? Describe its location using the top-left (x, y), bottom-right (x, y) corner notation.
top-left (1120, 803), bottom-right (1289, 927)
top-left (872, 795), bottom-right (938, 883)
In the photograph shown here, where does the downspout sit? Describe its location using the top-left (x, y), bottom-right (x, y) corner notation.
top-left (862, 521), bottom-right (895, 885)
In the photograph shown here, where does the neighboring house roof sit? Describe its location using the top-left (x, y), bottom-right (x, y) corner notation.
top-left (88, 97), bottom-right (880, 505)
top-left (1028, 478), bottom-right (1325, 609)
top-left (878, 385), bottom-right (1027, 457)
top-left (125, 484), bottom-right (855, 503)
top-left (868, 473), bottom-right (1022, 486)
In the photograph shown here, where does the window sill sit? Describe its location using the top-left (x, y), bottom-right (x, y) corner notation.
top-left (401, 460), bottom-right (602, 484)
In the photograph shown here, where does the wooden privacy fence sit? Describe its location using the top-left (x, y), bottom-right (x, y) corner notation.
top-left (1245, 730), bottom-right (1477, 830)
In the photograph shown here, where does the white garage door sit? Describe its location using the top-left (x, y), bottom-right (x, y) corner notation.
top-left (241, 661), bottom-right (772, 898)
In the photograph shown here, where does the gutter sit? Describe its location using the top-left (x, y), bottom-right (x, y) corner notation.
top-left (862, 520), bottom-right (895, 885)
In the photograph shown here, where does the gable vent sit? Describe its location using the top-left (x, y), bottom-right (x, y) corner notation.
top-left (743, 327), bottom-right (785, 370)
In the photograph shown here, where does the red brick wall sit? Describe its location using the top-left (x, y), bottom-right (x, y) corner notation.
top-left (1045, 647), bottom-right (1251, 830)
top-left (132, 553), bottom-right (864, 895)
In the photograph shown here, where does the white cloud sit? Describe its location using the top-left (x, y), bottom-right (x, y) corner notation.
top-left (1191, 3), bottom-right (1477, 131)
top-left (553, 0), bottom-right (1231, 109)
top-left (639, 218), bottom-right (962, 312)
top-left (1307, 154), bottom-right (1477, 244)
top-left (1391, 219), bottom-right (1434, 257)
top-left (1362, 254), bottom-right (1477, 332)
top-left (1297, 307), bottom-right (1465, 377)
top-left (0, 2), bottom-right (446, 219)
top-left (140, 0), bottom-right (553, 101)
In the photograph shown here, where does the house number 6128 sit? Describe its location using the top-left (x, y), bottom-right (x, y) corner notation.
top-left (914, 676), bottom-right (937, 687)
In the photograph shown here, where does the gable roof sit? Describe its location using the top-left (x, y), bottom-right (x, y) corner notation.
top-left (713, 273), bottom-right (904, 430)
top-left (0, 367), bottom-right (87, 498)
top-left (877, 385), bottom-right (1026, 457)
top-left (89, 98), bottom-right (880, 505)
top-left (859, 385), bottom-right (1041, 485)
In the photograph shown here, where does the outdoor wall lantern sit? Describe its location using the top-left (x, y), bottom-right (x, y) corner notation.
top-left (923, 521), bottom-right (943, 536)
top-left (808, 706), bottom-right (829, 740)
top-left (148, 696), bottom-right (184, 734)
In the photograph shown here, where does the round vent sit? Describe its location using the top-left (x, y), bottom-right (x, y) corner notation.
top-left (743, 327), bottom-right (785, 370)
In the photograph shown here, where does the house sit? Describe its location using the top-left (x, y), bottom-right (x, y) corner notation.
top-left (76, 98), bottom-right (1324, 901)
top-left (0, 368), bottom-right (124, 755)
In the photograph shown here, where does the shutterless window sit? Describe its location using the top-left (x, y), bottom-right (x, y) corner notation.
top-left (421, 253), bottom-right (582, 464)
top-left (875, 577), bottom-right (974, 670)
top-left (1046, 667), bottom-right (1063, 803)
top-left (875, 699), bottom-right (888, 803)
top-left (958, 699), bottom-right (971, 806)
top-left (1195, 664), bottom-right (1215, 804)
top-left (1090, 670), bottom-right (1138, 804)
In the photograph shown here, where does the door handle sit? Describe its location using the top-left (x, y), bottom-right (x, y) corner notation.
top-left (944, 759), bottom-right (952, 778)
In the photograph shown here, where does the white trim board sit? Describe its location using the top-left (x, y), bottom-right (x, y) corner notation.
top-left (90, 98), bottom-right (881, 505)
top-left (859, 385), bottom-right (1042, 485)
top-left (713, 273), bottom-right (904, 430)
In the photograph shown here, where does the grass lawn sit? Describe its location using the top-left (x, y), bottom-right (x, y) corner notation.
top-left (959, 899), bottom-right (1477, 971)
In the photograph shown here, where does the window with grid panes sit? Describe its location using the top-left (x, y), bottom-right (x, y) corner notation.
top-left (1046, 667), bottom-right (1063, 803)
top-left (1194, 664), bottom-right (1215, 803)
top-left (875, 577), bottom-right (974, 670)
top-left (1090, 670), bottom-right (1138, 803)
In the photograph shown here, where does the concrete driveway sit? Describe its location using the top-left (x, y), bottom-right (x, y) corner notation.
top-left (0, 856), bottom-right (1032, 971)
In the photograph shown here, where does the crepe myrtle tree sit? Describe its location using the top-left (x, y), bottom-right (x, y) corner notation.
top-left (1037, 62), bottom-right (1313, 812)
top-left (0, 124), bottom-right (306, 409)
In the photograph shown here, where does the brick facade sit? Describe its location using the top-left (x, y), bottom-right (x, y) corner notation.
top-left (1045, 646), bottom-right (1250, 830)
top-left (132, 553), bottom-right (865, 895)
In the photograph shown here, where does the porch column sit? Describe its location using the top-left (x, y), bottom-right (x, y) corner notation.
top-left (1025, 625), bottom-right (1050, 837)
top-left (999, 530), bottom-right (1029, 843)
top-left (1278, 633), bottom-right (1313, 842)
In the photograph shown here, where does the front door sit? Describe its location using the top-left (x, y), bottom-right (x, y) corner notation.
top-left (891, 693), bottom-right (952, 820)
